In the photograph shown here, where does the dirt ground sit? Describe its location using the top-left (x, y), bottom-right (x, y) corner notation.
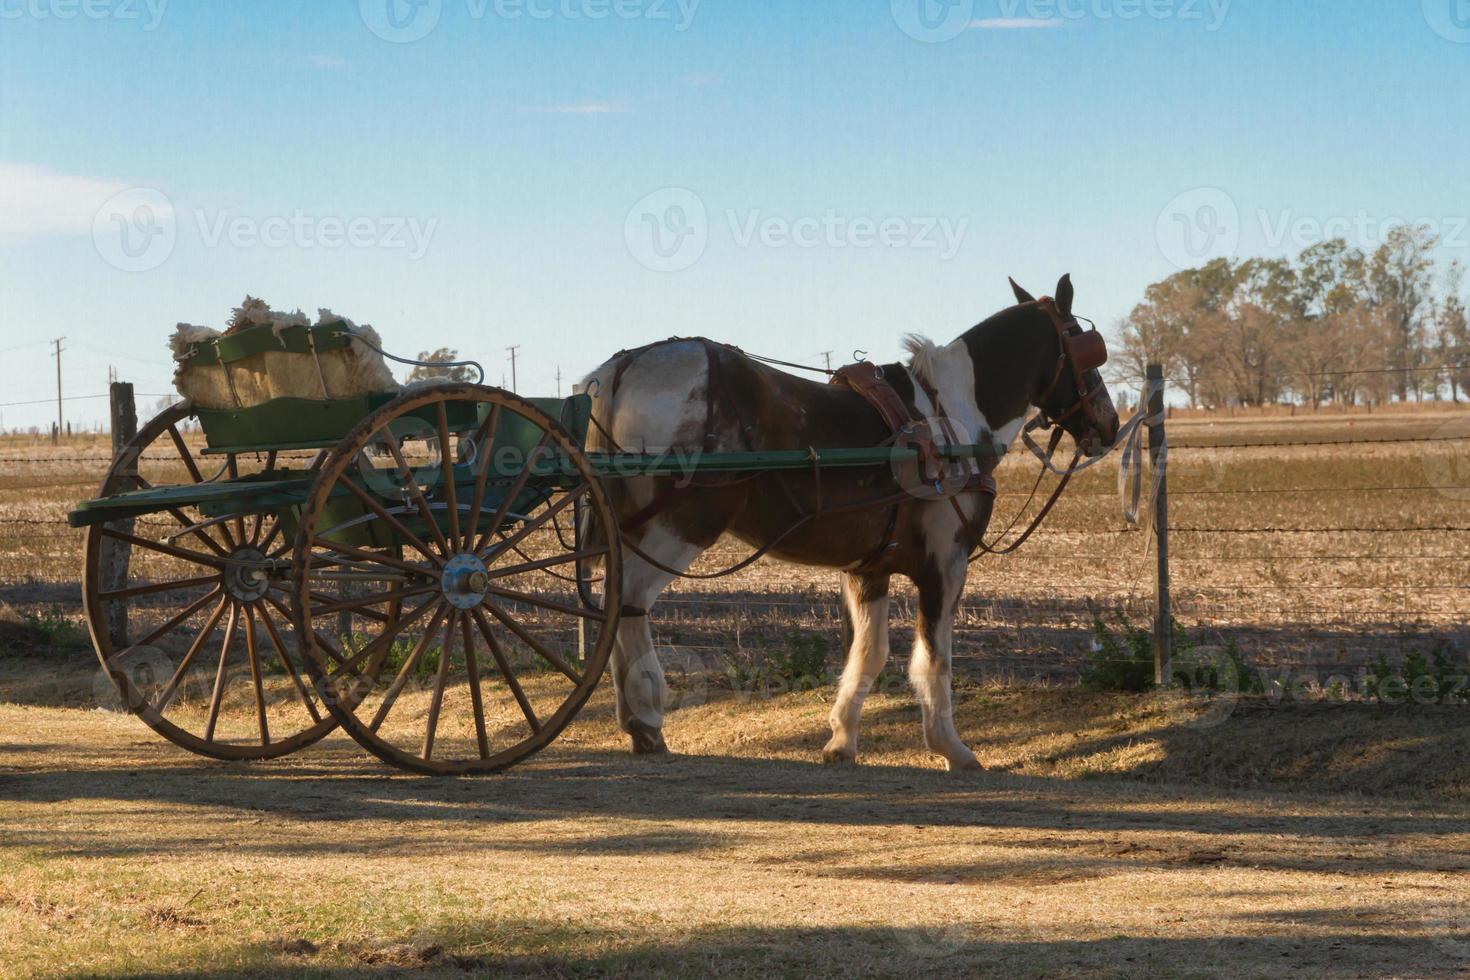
top-left (2, 651), bottom-right (1468, 979)
top-left (3, 409), bottom-right (1470, 977)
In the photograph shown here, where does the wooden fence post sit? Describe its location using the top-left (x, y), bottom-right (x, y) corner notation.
top-left (1147, 364), bottom-right (1172, 686)
top-left (103, 382), bottom-right (137, 648)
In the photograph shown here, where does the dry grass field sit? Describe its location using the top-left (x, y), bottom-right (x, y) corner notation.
top-left (2, 405), bottom-right (1469, 977)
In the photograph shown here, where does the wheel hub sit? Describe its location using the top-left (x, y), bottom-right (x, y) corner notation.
top-left (442, 553), bottom-right (490, 609)
top-left (223, 547), bottom-right (271, 602)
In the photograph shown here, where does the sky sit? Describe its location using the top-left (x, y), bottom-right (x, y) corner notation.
top-left (1, 0), bottom-right (1468, 430)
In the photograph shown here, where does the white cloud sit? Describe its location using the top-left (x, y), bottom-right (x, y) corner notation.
top-left (968, 17), bottom-right (1064, 28)
top-left (0, 162), bottom-right (134, 236)
top-left (520, 103), bottom-right (632, 115)
top-left (302, 54), bottom-right (348, 69)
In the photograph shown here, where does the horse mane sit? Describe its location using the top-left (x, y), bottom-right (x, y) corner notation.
top-left (902, 333), bottom-right (942, 389)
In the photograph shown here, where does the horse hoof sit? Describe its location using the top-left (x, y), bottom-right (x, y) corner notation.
top-left (627, 722), bottom-right (669, 756)
top-left (822, 745), bottom-right (858, 765)
top-left (945, 753), bottom-right (984, 773)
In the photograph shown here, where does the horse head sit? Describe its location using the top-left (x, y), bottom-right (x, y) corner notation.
top-left (1008, 274), bottom-right (1120, 457)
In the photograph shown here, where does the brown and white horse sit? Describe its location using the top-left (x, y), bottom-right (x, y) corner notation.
top-left (580, 276), bottom-right (1120, 770)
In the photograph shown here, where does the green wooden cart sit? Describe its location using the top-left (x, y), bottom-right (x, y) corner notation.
top-left (71, 321), bottom-right (1000, 775)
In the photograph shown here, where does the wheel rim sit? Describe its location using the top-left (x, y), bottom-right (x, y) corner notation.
top-left (292, 385), bottom-right (622, 775)
top-left (81, 404), bottom-right (349, 760)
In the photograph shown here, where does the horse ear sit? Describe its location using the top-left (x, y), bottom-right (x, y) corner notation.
top-left (1055, 274), bottom-right (1074, 317)
top-left (1009, 277), bottom-right (1036, 305)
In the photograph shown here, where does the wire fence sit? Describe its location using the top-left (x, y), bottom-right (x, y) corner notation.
top-left (2, 373), bottom-right (1468, 686)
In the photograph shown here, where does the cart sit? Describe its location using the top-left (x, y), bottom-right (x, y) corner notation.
top-left (70, 320), bottom-right (1000, 775)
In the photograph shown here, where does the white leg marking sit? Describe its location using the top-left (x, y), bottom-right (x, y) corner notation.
top-left (823, 573), bottom-right (890, 764)
top-left (610, 524), bottom-right (702, 754)
top-left (910, 510), bottom-right (981, 772)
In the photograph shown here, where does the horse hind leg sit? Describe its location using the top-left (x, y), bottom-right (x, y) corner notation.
top-left (909, 553), bottom-right (982, 772)
top-left (822, 572), bottom-right (890, 764)
top-left (611, 523), bottom-right (705, 755)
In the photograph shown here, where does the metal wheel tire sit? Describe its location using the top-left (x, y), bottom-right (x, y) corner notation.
top-left (81, 403), bottom-right (350, 760)
top-left (291, 384), bottom-right (622, 776)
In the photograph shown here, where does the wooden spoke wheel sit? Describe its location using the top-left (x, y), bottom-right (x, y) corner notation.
top-left (82, 404), bottom-right (362, 760)
top-left (292, 384), bottom-right (622, 776)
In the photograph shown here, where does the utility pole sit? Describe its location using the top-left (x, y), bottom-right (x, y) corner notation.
top-left (821, 351), bottom-right (833, 372)
top-left (555, 366), bottom-right (562, 398)
top-left (507, 346), bottom-right (520, 393)
top-left (52, 337), bottom-right (65, 438)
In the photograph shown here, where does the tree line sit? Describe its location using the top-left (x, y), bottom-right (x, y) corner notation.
top-left (1117, 225), bottom-right (1470, 408)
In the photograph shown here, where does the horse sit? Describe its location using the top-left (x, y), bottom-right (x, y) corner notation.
top-left (578, 275), bottom-right (1120, 771)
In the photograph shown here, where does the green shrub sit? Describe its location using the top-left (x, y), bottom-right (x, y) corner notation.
top-left (1082, 615), bottom-right (1160, 693)
top-left (723, 632), bottom-right (831, 694)
top-left (1368, 643), bottom-right (1467, 705)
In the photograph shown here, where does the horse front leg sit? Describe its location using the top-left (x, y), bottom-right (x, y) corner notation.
top-left (611, 524), bottom-right (704, 755)
top-left (910, 551), bottom-right (981, 772)
top-left (822, 572), bottom-right (890, 764)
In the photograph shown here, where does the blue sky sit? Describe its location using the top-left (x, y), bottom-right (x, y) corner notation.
top-left (1, 0), bottom-right (1467, 429)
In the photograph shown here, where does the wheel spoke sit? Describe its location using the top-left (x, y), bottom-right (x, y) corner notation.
top-left (368, 603), bottom-right (449, 733)
top-left (485, 546), bottom-right (608, 581)
top-left (203, 603), bottom-right (239, 742)
top-left (255, 600), bottom-right (323, 724)
top-left (306, 540), bottom-right (434, 580)
top-left (470, 606), bottom-right (541, 734)
top-left (325, 596), bottom-right (440, 678)
top-left (336, 476), bottom-right (442, 565)
top-left (243, 605), bottom-right (270, 746)
top-left (460, 402), bottom-right (502, 552)
top-left (306, 583), bottom-right (437, 618)
top-left (101, 527), bottom-right (225, 569)
top-left (481, 600), bottom-right (585, 685)
top-left (149, 596), bottom-right (230, 714)
top-left (435, 404), bottom-right (461, 547)
top-left (480, 482), bottom-right (589, 564)
top-left (471, 431), bottom-right (552, 553)
top-left (101, 573), bottom-right (219, 602)
top-left (226, 455), bottom-right (246, 544)
top-left (421, 609), bottom-right (457, 760)
top-left (483, 583), bottom-right (606, 624)
top-left (461, 614), bottom-right (491, 759)
top-left (382, 430), bottom-right (452, 557)
top-left (116, 587), bottom-right (222, 657)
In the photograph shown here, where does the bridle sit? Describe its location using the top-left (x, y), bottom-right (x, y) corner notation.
top-left (968, 297), bottom-right (1114, 560)
top-left (1029, 295), bottom-right (1112, 455)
